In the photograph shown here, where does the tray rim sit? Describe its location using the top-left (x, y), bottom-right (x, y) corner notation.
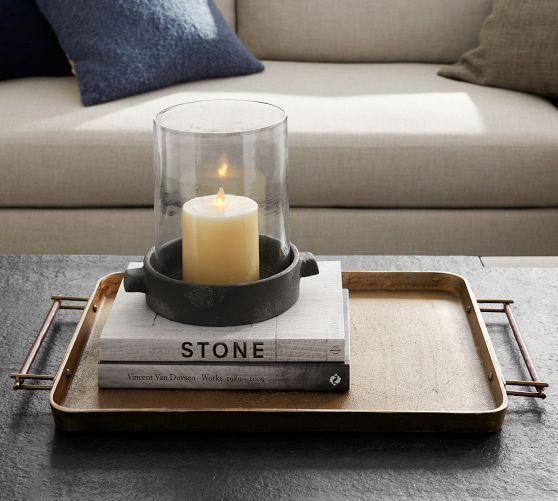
top-left (49, 270), bottom-right (508, 427)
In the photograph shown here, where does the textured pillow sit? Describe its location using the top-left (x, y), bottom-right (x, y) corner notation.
top-left (34, 0), bottom-right (264, 106)
top-left (438, 0), bottom-right (558, 97)
top-left (0, 0), bottom-right (71, 80)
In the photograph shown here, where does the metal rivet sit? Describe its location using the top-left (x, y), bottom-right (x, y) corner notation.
top-left (65, 369), bottom-right (72, 378)
top-left (466, 306), bottom-right (472, 314)
top-left (92, 304), bottom-right (98, 312)
top-left (488, 372), bottom-right (494, 381)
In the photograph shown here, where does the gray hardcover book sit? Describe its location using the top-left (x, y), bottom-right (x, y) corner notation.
top-left (97, 361), bottom-right (350, 391)
top-left (100, 261), bottom-right (346, 363)
top-left (98, 292), bottom-right (351, 391)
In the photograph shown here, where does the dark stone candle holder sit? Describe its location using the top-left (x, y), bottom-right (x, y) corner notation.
top-left (124, 236), bottom-right (319, 326)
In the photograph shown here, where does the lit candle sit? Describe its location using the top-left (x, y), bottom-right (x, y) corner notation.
top-left (182, 187), bottom-right (259, 284)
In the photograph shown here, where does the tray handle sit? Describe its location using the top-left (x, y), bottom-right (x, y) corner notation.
top-left (9, 295), bottom-right (88, 390)
top-left (477, 299), bottom-right (548, 399)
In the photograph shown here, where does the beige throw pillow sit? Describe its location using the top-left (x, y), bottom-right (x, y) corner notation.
top-left (438, 0), bottom-right (558, 97)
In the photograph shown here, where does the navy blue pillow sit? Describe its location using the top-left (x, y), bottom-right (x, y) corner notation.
top-left (34, 0), bottom-right (264, 106)
top-left (0, 0), bottom-right (71, 80)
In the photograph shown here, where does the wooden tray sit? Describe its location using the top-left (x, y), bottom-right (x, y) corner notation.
top-left (11, 271), bottom-right (548, 432)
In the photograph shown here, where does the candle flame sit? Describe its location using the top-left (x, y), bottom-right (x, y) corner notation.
top-left (215, 187), bottom-right (225, 207)
top-left (217, 159), bottom-right (228, 178)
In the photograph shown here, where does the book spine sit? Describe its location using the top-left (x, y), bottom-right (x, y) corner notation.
top-left (99, 338), bottom-right (346, 363)
top-left (98, 362), bottom-right (350, 391)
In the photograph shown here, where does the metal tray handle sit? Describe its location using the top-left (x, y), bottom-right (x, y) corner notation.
top-left (478, 299), bottom-right (548, 399)
top-left (10, 295), bottom-right (549, 399)
top-left (9, 296), bottom-right (88, 390)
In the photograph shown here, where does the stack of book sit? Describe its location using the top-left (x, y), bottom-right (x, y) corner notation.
top-left (97, 261), bottom-right (350, 391)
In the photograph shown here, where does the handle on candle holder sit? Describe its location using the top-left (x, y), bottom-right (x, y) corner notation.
top-left (124, 267), bottom-right (146, 293)
top-left (299, 252), bottom-right (319, 277)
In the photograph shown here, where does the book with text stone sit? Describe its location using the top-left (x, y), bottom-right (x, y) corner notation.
top-left (99, 261), bottom-right (346, 363)
top-left (98, 290), bottom-right (350, 391)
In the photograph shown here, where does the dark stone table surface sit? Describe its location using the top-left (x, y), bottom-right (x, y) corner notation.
top-left (0, 255), bottom-right (556, 500)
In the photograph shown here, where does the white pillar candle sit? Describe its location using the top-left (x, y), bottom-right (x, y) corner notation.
top-left (182, 187), bottom-right (259, 284)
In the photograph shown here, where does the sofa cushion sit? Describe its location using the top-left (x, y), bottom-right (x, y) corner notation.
top-left (237, 0), bottom-right (492, 63)
top-left (439, 0), bottom-right (558, 98)
top-left (1, 62), bottom-right (557, 209)
top-left (35, 0), bottom-right (260, 106)
top-left (0, 0), bottom-right (72, 80)
top-left (3, 207), bottom-right (558, 256)
top-left (213, 0), bottom-right (236, 30)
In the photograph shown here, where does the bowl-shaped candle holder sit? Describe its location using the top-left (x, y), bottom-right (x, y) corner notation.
top-left (126, 99), bottom-right (319, 326)
top-left (124, 236), bottom-right (319, 326)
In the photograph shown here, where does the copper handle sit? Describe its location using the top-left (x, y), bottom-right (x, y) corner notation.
top-left (10, 295), bottom-right (88, 390)
top-left (478, 299), bottom-right (549, 399)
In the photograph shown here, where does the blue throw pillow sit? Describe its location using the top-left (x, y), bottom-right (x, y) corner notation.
top-left (0, 0), bottom-right (71, 80)
top-left (34, 0), bottom-right (264, 106)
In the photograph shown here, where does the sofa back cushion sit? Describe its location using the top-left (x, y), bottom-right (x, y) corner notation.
top-left (214, 0), bottom-right (236, 30)
top-left (237, 0), bottom-right (492, 63)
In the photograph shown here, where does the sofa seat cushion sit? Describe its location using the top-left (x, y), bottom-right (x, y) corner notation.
top-left (1, 62), bottom-right (557, 209)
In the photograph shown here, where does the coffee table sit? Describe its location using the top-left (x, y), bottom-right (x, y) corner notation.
top-left (1, 255), bottom-right (556, 499)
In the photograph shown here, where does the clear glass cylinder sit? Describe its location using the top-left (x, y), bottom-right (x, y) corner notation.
top-left (153, 100), bottom-right (289, 285)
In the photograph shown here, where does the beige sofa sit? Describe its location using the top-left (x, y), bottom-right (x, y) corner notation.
top-left (1, 0), bottom-right (557, 255)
